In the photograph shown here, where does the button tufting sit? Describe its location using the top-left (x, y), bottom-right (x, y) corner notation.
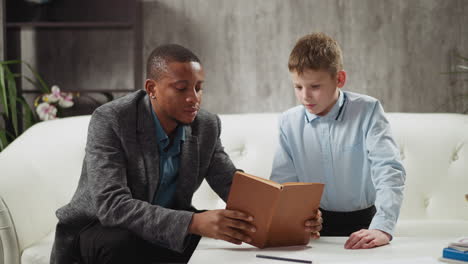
top-left (239, 146), bottom-right (246, 156)
top-left (452, 142), bottom-right (465, 162)
top-left (400, 149), bottom-right (405, 160)
top-left (424, 198), bottom-right (430, 208)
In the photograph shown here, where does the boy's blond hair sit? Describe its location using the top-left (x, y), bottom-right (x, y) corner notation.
top-left (288, 32), bottom-right (343, 77)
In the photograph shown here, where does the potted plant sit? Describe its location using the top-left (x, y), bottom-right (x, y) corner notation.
top-left (0, 60), bottom-right (74, 151)
top-left (444, 53), bottom-right (468, 114)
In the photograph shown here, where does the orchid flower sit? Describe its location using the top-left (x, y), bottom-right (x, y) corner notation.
top-left (41, 85), bottom-right (74, 108)
top-left (36, 102), bottom-right (57, 121)
top-left (35, 85), bottom-right (75, 121)
top-left (59, 93), bottom-right (74, 108)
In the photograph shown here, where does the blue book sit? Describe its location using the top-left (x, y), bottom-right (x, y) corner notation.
top-left (443, 247), bottom-right (468, 262)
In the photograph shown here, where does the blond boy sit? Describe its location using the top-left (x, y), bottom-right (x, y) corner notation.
top-left (271, 33), bottom-right (405, 249)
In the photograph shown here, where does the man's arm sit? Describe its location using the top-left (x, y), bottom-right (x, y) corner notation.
top-left (203, 114), bottom-right (238, 201)
top-left (191, 114), bottom-right (257, 244)
top-left (87, 107), bottom-right (194, 253)
top-left (346, 101), bottom-right (406, 249)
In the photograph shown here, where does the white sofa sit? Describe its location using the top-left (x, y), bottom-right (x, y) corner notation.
top-left (1, 112), bottom-right (468, 264)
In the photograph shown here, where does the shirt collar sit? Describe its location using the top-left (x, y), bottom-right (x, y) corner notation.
top-left (304, 90), bottom-right (345, 123)
top-left (151, 109), bottom-right (186, 149)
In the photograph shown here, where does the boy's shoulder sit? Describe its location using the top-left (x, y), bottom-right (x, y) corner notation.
top-left (344, 90), bottom-right (379, 106)
top-left (277, 105), bottom-right (304, 128)
top-left (282, 105), bottom-right (304, 117)
top-left (344, 91), bottom-right (386, 121)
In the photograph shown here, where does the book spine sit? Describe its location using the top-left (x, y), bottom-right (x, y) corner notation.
top-left (263, 187), bottom-right (283, 248)
top-left (443, 247), bottom-right (468, 262)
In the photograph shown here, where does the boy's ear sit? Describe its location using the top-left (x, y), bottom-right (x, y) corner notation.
top-left (336, 70), bottom-right (346, 88)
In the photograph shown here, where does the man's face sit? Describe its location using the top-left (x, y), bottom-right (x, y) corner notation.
top-left (291, 69), bottom-right (345, 116)
top-left (148, 61), bottom-right (204, 126)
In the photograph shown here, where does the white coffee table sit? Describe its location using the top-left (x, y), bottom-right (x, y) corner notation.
top-left (189, 237), bottom-right (454, 264)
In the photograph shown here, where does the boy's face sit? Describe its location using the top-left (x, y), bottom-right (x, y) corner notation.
top-left (291, 69), bottom-right (346, 116)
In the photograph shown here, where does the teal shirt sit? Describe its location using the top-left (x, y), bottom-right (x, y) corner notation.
top-left (151, 110), bottom-right (185, 207)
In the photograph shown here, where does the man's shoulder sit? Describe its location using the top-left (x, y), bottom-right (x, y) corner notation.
top-left (190, 109), bottom-right (220, 135)
top-left (194, 109), bottom-right (218, 122)
top-left (94, 90), bottom-right (146, 116)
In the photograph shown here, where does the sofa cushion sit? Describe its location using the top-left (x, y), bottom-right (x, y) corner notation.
top-left (0, 116), bottom-right (89, 253)
top-left (21, 231), bottom-right (54, 264)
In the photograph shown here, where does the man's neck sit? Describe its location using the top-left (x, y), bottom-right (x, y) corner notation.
top-left (153, 107), bottom-right (177, 136)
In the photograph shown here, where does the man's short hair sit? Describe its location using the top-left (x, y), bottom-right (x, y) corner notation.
top-left (288, 32), bottom-right (343, 77)
top-left (146, 44), bottom-right (201, 80)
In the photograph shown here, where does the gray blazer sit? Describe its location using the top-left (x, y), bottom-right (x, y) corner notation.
top-left (50, 90), bottom-right (236, 264)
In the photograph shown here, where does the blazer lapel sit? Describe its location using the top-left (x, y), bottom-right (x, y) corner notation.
top-left (137, 96), bottom-right (160, 202)
top-left (174, 125), bottom-right (199, 208)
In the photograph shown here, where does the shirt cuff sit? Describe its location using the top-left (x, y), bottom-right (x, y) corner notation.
top-left (369, 215), bottom-right (396, 240)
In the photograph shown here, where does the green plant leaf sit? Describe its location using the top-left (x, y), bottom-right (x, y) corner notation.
top-left (4, 66), bottom-right (18, 136)
top-left (21, 61), bottom-right (50, 93)
top-left (22, 75), bottom-right (43, 93)
top-left (0, 60), bottom-right (50, 93)
top-left (0, 65), bottom-right (8, 118)
top-left (455, 53), bottom-right (468, 62)
top-left (0, 129), bottom-right (8, 151)
top-left (0, 127), bottom-right (14, 152)
top-left (16, 96), bottom-right (37, 130)
top-left (0, 60), bottom-right (22, 65)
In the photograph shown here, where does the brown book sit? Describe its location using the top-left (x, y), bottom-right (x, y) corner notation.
top-left (226, 171), bottom-right (324, 248)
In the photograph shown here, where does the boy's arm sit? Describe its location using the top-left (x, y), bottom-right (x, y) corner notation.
top-left (270, 114), bottom-right (299, 183)
top-left (365, 101), bottom-right (406, 237)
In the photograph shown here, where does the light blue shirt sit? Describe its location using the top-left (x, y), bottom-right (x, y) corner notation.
top-left (270, 90), bottom-right (405, 235)
top-left (151, 110), bottom-right (185, 207)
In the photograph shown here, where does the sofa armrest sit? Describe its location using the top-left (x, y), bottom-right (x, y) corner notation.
top-left (0, 196), bottom-right (20, 264)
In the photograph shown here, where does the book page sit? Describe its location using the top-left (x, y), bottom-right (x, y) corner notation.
top-left (239, 172), bottom-right (282, 189)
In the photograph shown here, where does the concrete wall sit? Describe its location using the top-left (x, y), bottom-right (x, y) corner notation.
top-left (142, 0), bottom-right (468, 114)
top-left (18, 0), bottom-right (468, 114)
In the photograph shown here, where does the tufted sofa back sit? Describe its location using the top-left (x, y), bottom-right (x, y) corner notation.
top-left (194, 113), bottom-right (468, 237)
top-left (0, 113), bottom-right (467, 254)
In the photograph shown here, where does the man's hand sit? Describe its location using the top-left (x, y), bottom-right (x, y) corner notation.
top-left (344, 229), bottom-right (391, 249)
top-left (188, 209), bottom-right (256, 245)
top-left (305, 209), bottom-right (322, 239)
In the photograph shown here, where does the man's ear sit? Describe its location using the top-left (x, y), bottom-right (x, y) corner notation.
top-left (145, 79), bottom-right (157, 99)
top-left (336, 70), bottom-right (346, 88)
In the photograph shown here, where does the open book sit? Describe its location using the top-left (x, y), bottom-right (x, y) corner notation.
top-left (226, 171), bottom-right (324, 248)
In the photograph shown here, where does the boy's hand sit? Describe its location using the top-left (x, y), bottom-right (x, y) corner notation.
top-left (344, 229), bottom-right (391, 249)
top-left (305, 209), bottom-right (322, 239)
top-left (189, 209), bottom-right (256, 245)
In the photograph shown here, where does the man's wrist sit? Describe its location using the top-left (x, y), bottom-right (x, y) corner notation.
top-left (188, 213), bottom-right (200, 235)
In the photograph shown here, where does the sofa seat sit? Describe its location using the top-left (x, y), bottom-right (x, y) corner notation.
top-left (21, 232), bottom-right (54, 264)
